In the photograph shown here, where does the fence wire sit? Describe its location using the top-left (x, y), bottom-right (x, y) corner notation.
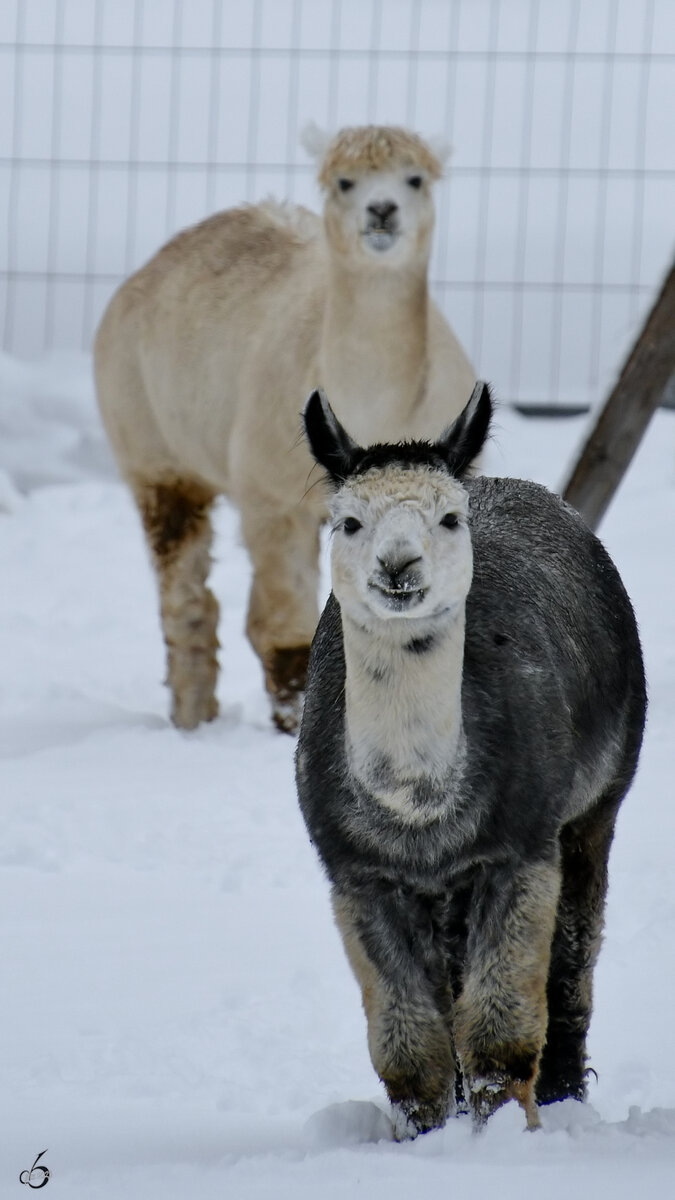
top-left (1, 0), bottom-right (674, 408)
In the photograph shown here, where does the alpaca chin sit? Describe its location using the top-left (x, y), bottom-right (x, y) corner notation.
top-left (366, 583), bottom-right (428, 616)
top-left (363, 229), bottom-right (399, 253)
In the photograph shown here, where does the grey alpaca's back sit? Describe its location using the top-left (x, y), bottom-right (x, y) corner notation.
top-left (462, 476), bottom-right (645, 837)
top-left (296, 466), bottom-right (645, 1136)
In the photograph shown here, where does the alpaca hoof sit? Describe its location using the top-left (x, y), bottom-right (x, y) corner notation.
top-left (467, 1073), bottom-right (510, 1128)
top-left (267, 645), bottom-right (310, 734)
top-left (171, 690), bottom-right (219, 730)
top-left (466, 1072), bottom-right (540, 1131)
top-left (272, 695), bottom-right (304, 735)
top-left (390, 1093), bottom-right (452, 1140)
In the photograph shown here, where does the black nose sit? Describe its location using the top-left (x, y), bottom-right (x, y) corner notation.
top-left (367, 201), bottom-right (398, 225)
top-left (378, 554), bottom-right (422, 585)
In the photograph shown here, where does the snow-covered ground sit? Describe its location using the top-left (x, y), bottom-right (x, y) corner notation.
top-left (1, 351), bottom-right (674, 1198)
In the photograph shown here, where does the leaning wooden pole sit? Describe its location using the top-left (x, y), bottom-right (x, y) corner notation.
top-left (561, 259), bottom-right (675, 530)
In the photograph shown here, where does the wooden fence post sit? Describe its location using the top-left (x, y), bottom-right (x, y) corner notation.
top-left (561, 259), bottom-right (675, 530)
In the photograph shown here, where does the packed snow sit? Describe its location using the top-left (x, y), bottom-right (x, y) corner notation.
top-left (1, 350), bottom-right (674, 1198)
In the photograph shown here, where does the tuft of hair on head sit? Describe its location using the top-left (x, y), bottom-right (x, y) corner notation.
top-left (303, 389), bottom-right (360, 485)
top-left (300, 121), bottom-right (332, 162)
top-left (315, 125), bottom-right (444, 190)
top-left (303, 382), bottom-right (493, 487)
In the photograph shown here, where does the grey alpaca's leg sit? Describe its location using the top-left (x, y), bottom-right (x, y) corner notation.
top-left (333, 890), bottom-right (456, 1138)
top-left (455, 858), bottom-right (560, 1130)
top-left (536, 795), bottom-right (621, 1106)
top-left (242, 506), bottom-right (320, 734)
top-left (136, 478), bottom-right (220, 730)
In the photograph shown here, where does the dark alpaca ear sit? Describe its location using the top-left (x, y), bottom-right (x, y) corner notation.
top-left (303, 389), bottom-right (361, 484)
top-left (437, 381), bottom-right (492, 477)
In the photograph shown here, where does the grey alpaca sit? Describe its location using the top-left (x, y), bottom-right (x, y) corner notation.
top-left (295, 382), bottom-right (646, 1137)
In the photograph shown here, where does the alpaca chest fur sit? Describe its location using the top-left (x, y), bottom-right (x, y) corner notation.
top-left (341, 609), bottom-right (467, 822)
top-left (295, 383), bottom-right (646, 1138)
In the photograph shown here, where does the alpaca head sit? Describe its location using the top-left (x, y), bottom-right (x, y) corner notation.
top-left (303, 124), bottom-right (446, 270)
top-left (303, 382), bottom-right (491, 631)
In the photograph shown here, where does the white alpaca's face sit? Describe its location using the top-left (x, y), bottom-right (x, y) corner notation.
top-left (323, 167), bottom-right (436, 266)
top-left (329, 466), bottom-right (473, 627)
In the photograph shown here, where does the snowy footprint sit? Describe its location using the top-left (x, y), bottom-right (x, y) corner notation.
top-left (0, 694), bottom-right (166, 759)
top-left (302, 1100), bottom-right (394, 1150)
top-left (540, 1098), bottom-right (675, 1141)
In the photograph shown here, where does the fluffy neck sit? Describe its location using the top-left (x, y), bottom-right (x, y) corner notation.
top-left (342, 608), bottom-right (466, 824)
top-left (320, 253), bottom-right (430, 445)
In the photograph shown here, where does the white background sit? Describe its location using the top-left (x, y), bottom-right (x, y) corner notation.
top-left (1, 0), bottom-right (674, 405)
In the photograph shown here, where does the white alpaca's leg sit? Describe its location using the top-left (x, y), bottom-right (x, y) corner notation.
top-left (135, 478), bottom-right (220, 730)
top-left (241, 504), bottom-right (320, 733)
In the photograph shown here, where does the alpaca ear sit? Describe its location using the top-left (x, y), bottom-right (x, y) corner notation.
top-left (300, 121), bottom-right (332, 162)
top-left (303, 390), bottom-right (361, 484)
top-left (426, 135), bottom-right (453, 170)
top-left (437, 381), bottom-right (492, 477)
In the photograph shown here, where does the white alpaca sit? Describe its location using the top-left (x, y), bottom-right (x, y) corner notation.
top-left (94, 125), bottom-right (474, 731)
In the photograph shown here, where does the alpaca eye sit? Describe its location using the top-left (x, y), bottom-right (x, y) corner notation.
top-left (440, 513), bottom-right (459, 529)
top-left (338, 178), bottom-right (354, 192)
top-left (343, 517), bottom-right (362, 534)
top-left (407, 175), bottom-right (423, 189)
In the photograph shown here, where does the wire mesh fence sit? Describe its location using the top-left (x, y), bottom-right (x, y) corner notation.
top-left (1, 0), bottom-right (674, 408)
